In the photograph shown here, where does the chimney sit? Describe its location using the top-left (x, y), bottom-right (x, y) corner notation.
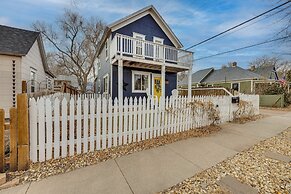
top-left (232, 62), bottom-right (237, 67)
top-left (250, 65), bottom-right (255, 71)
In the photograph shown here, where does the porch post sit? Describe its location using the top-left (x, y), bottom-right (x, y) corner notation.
top-left (118, 59), bottom-right (123, 100)
top-left (161, 64), bottom-right (166, 98)
top-left (187, 65), bottom-right (192, 98)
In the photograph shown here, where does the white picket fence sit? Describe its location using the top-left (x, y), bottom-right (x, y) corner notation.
top-left (29, 95), bottom-right (259, 162)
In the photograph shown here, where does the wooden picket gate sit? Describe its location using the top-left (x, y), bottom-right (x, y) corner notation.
top-left (0, 94), bottom-right (29, 172)
top-left (27, 94), bottom-right (261, 163)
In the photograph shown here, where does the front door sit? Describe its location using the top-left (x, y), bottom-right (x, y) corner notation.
top-left (153, 75), bottom-right (162, 99)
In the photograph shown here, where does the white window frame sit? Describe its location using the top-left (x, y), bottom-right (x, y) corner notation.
top-left (133, 32), bottom-right (145, 57)
top-left (231, 82), bottom-right (240, 92)
top-left (132, 70), bottom-right (150, 93)
top-left (30, 68), bottom-right (37, 93)
top-left (105, 39), bottom-right (108, 61)
top-left (153, 36), bottom-right (164, 44)
top-left (153, 36), bottom-right (164, 60)
top-left (103, 74), bottom-right (109, 94)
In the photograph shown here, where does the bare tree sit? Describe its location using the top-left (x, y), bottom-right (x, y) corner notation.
top-left (249, 55), bottom-right (280, 68)
top-left (33, 10), bottom-right (105, 93)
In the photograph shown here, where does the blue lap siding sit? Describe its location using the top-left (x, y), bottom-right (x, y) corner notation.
top-left (112, 66), bottom-right (177, 99)
top-left (112, 14), bottom-right (175, 47)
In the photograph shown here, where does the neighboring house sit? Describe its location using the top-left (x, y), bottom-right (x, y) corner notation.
top-left (0, 25), bottom-right (54, 116)
top-left (250, 65), bottom-right (279, 80)
top-left (54, 75), bottom-right (81, 94)
top-left (95, 5), bottom-right (193, 100)
top-left (179, 63), bottom-right (262, 94)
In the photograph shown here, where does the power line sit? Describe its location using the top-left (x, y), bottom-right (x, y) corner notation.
top-left (185, 1), bottom-right (291, 50)
top-left (198, 4), bottom-right (291, 45)
top-left (194, 36), bottom-right (291, 61)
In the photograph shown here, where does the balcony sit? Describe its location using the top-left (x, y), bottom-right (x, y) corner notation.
top-left (110, 33), bottom-right (193, 72)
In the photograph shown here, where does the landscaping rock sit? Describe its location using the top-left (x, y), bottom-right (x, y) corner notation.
top-left (265, 150), bottom-right (291, 163)
top-left (217, 175), bottom-right (258, 194)
top-left (0, 173), bottom-right (6, 186)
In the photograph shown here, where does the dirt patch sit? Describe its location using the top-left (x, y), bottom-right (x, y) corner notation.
top-left (231, 114), bottom-right (264, 124)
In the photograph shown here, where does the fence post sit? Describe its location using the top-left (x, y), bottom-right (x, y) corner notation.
top-left (10, 108), bottom-right (17, 171)
top-left (0, 109), bottom-right (4, 172)
top-left (17, 94), bottom-right (29, 171)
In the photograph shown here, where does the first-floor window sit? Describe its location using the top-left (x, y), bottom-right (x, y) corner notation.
top-left (30, 68), bottom-right (36, 93)
top-left (103, 74), bottom-right (109, 93)
top-left (132, 71), bottom-right (149, 92)
top-left (232, 83), bottom-right (239, 91)
top-left (46, 77), bottom-right (52, 89)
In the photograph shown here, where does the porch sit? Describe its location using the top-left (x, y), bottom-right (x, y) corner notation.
top-left (110, 33), bottom-right (194, 99)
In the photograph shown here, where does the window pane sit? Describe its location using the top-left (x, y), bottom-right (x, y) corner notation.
top-left (141, 75), bottom-right (148, 90)
top-left (134, 74), bottom-right (141, 90)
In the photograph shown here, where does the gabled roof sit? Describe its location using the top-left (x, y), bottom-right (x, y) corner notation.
top-left (203, 66), bottom-right (262, 83)
top-left (0, 25), bottom-right (55, 77)
top-left (252, 65), bottom-right (276, 79)
top-left (178, 67), bottom-right (213, 86)
top-left (98, 5), bottom-right (183, 54)
top-left (0, 25), bottom-right (39, 56)
top-left (108, 5), bottom-right (182, 48)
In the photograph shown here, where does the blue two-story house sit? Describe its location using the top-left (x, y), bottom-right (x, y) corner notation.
top-left (96, 5), bottom-right (193, 100)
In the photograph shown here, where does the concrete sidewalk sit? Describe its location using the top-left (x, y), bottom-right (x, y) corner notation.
top-left (2, 110), bottom-right (291, 194)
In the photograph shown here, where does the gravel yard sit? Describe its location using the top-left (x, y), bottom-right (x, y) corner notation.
top-left (160, 128), bottom-right (291, 194)
top-left (7, 125), bottom-right (221, 184)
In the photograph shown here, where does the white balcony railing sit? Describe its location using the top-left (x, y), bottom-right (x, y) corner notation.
top-left (110, 33), bottom-right (193, 68)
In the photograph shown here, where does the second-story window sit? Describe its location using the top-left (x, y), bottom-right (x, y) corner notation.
top-left (133, 32), bottom-right (145, 57)
top-left (105, 39), bottom-right (108, 60)
top-left (103, 74), bottom-right (109, 93)
top-left (30, 68), bottom-right (36, 93)
top-left (153, 37), bottom-right (164, 60)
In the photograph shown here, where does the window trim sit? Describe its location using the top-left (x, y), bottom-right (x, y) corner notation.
top-left (132, 70), bottom-right (150, 93)
top-left (153, 36), bottom-right (164, 44)
top-left (105, 39), bottom-right (108, 61)
top-left (231, 82), bottom-right (240, 92)
top-left (30, 67), bottom-right (37, 93)
top-left (103, 74), bottom-right (109, 94)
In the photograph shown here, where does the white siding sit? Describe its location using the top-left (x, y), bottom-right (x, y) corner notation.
top-left (0, 55), bottom-right (22, 117)
top-left (21, 40), bottom-right (48, 93)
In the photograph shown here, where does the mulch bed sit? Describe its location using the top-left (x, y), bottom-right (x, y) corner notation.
top-left (160, 128), bottom-right (291, 194)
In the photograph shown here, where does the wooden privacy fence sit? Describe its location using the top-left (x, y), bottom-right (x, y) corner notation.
top-left (0, 94), bottom-right (29, 172)
top-left (29, 94), bottom-right (259, 162)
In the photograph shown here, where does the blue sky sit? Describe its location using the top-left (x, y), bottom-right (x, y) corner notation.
top-left (0, 0), bottom-right (290, 72)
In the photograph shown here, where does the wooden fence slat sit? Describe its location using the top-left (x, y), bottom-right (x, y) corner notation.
top-left (145, 97), bottom-right (150, 139)
top-left (38, 98), bottom-right (45, 162)
top-left (102, 98), bottom-right (107, 149)
top-left (128, 97), bottom-right (133, 143)
top-left (123, 98), bottom-right (128, 144)
top-left (96, 98), bottom-right (101, 150)
top-left (54, 98), bottom-right (60, 159)
top-left (165, 96), bottom-right (169, 134)
top-left (142, 97), bottom-right (146, 140)
top-left (83, 98), bottom-right (89, 152)
top-left (69, 98), bottom-right (75, 156)
top-left (76, 97), bottom-right (82, 154)
top-left (9, 108), bottom-right (17, 171)
top-left (133, 97), bottom-right (137, 142)
top-left (17, 94), bottom-right (29, 170)
top-left (118, 99), bottom-right (123, 146)
top-left (89, 98), bottom-right (95, 151)
top-left (108, 98), bottom-right (113, 148)
top-left (137, 97), bottom-right (142, 142)
top-left (153, 98), bottom-right (158, 138)
top-left (0, 109), bottom-right (4, 172)
top-left (45, 98), bottom-right (53, 160)
top-left (113, 98), bottom-right (118, 146)
top-left (29, 99), bottom-right (37, 162)
top-left (61, 98), bottom-right (68, 158)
